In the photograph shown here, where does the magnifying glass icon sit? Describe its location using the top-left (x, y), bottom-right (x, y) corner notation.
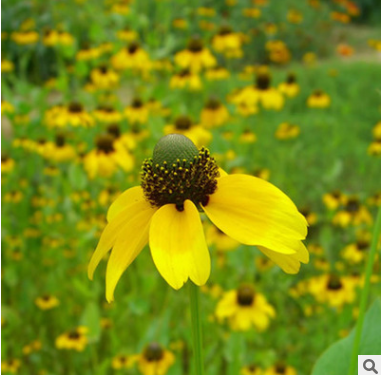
top-left (363, 359), bottom-right (378, 374)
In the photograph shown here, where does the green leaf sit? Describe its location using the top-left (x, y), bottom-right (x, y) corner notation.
top-left (311, 298), bottom-right (381, 375)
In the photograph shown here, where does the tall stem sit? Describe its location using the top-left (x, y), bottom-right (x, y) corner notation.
top-left (189, 282), bottom-right (205, 375)
top-left (348, 208), bottom-right (381, 375)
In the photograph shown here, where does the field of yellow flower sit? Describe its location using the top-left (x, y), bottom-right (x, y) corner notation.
top-left (1, 1), bottom-right (381, 374)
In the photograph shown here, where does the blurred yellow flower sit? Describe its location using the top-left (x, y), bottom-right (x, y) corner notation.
top-left (164, 115), bottom-right (212, 148)
top-left (275, 123), bottom-right (300, 140)
top-left (90, 66), bottom-right (120, 89)
top-left (278, 73), bottom-right (300, 97)
top-left (111, 354), bottom-right (136, 370)
top-left (175, 38), bottom-right (216, 72)
top-left (111, 42), bottom-right (151, 71)
top-left (124, 98), bottom-right (149, 124)
top-left (83, 134), bottom-right (134, 179)
top-left (137, 343), bottom-right (175, 375)
top-left (307, 90), bottom-right (331, 108)
top-left (55, 327), bottom-right (88, 351)
top-left (11, 31), bottom-right (39, 45)
top-left (170, 69), bottom-right (202, 91)
top-left (35, 294), bottom-right (60, 310)
top-left (200, 98), bottom-right (229, 127)
top-left (1, 359), bottom-right (21, 374)
top-left (215, 284), bottom-right (276, 331)
top-left (264, 363), bottom-right (297, 375)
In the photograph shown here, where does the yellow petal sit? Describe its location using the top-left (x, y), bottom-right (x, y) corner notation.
top-left (107, 186), bottom-right (146, 222)
top-left (202, 174), bottom-right (307, 254)
top-left (105, 205), bottom-right (156, 302)
top-left (258, 241), bottom-right (309, 274)
top-left (149, 200), bottom-right (210, 289)
top-left (88, 197), bottom-right (152, 280)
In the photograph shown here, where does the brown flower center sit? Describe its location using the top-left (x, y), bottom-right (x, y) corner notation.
top-left (143, 343), bottom-right (164, 362)
top-left (236, 285), bottom-right (255, 306)
top-left (96, 134), bottom-right (115, 154)
top-left (175, 116), bottom-right (192, 130)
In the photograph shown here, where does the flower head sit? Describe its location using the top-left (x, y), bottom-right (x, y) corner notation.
top-left (89, 135), bottom-right (308, 301)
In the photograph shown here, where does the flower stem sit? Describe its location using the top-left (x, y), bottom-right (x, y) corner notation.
top-left (348, 208), bottom-right (381, 375)
top-left (189, 282), bottom-right (205, 375)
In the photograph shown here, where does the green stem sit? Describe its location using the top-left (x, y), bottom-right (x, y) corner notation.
top-left (348, 208), bottom-right (381, 375)
top-left (189, 282), bottom-right (205, 375)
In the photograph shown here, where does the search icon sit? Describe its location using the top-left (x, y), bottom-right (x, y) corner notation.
top-left (364, 359), bottom-right (378, 374)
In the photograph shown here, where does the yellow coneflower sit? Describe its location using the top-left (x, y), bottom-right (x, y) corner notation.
top-left (200, 98), bottom-right (229, 128)
top-left (232, 70), bottom-right (284, 111)
top-left (1, 100), bottom-right (15, 115)
top-left (111, 42), bottom-right (151, 72)
top-left (174, 38), bottom-right (216, 73)
top-left (277, 73), bottom-right (300, 97)
top-left (110, 0), bottom-right (131, 15)
top-left (342, 231), bottom-right (373, 264)
top-left (239, 129), bottom-right (257, 144)
top-left (331, 11), bottom-right (350, 23)
top-left (303, 52), bottom-right (317, 65)
top-left (124, 98), bottom-right (149, 124)
top-left (83, 134), bottom-right (134, 179)
top-left (242, 8), bottom-right (262, 18)
top-left (212, 26), bottom-right (243, 58)
top-left (164, 115), bottom-right (212, 148)
top-left (89, 134), bottom-right (308, 301)
top-left (55, 327), bottom-right (88, 351)
top-left (35, 294), bottom-right (60, 310)
top-left (253, 168), bottom-right (270, 180)
top-left (116, 27), bottom-right (138, 41)
top-left (197, 7), bottom-right (216, 16)
top-left (368, 191), bottom-right (381, 207)
top-left (44, 134), bottom-right (77, 162)
top-left (170, 69), bottom-right (202, 91)
top-left (368, 39), bottom-right (381, 52)
top-left (44, 103), bottom-right (94, 128)
top-left (106, 123), bottom-right (136, 151)
top-left (265, 40), bottom-right (291, 64)
top-left (1, 59), bottom-right (14, 73)
top-left (215, 284), bottom-right (276, 331)
top-left (323, 190), bottom-right (344, 210)
top-left (307, 90), bottom-right (331, 108)
top-left (205, 66), bottom-right (230, 81)
top-left (93, 106), bottom-right (123, 123)
top-left (275, 123), bottom-right (300, 140)
top-left (137, 343), bottom-right (175, 375)
top-left (264, 363), bottom-right (297, 375)
top-left (172, 18), bottom-right (188, 29)
top-left (368, 138), bottom-right (381, 155)
top-left (11, 30), bottom-right (39, 45)
top-left (76, 45), bottom-right (102, 61)
top-left (3, 190), bottom-right (23, 204)
top-left (90, 66), bottom-right (119, 89)
top-left (1, 359), bottom-right (21, 374)
top-left (241, 364), bottom-right (263, 375)
top-left (111, 354), bottom-right (136, 370)
top-left (22, 340), bottom-right (42, 356)
top-left (308, 274), bottom-right (356, 308)
top-left (332, 196), bottom-right (372, 227)
top-left (287, 9), bottom-right (303, 24)
top-left (205, 223), bottom-right (240, 252)
top-left (1, 154), bottom-right (15, 174)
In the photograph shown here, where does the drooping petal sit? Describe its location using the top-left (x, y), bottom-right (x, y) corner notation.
top-left (202, 174), bottom-right (307, 255)
top-left (258, 242), bottom-right (309, 274)
top-left (105, 205), bottom-right (156, 302)
top-left (149, 200), bottom-right (210, 289)
top-left (107, 186), bottom-right (146, 222)
top-left (88, 197), bottom-right (153, 280)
